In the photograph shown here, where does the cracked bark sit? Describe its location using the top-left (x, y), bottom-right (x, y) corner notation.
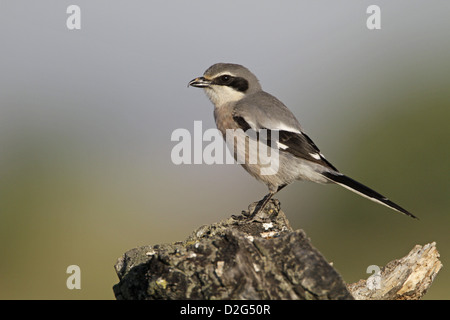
top-left (113, 199), bottom-right (441, 300)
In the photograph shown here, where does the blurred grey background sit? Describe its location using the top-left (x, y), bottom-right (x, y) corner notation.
top-left (0, 1), bottom-right (449, 299)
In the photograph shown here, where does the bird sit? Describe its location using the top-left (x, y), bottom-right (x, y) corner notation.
top-left (188, 63), bottom-right (417, 219)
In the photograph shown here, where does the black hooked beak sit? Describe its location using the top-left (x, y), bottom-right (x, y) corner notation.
top-left (188, 76), bottom-right (212, 88)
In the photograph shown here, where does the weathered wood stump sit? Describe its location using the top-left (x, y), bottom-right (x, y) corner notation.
top-left (113, 199), bottom-right (441, 300)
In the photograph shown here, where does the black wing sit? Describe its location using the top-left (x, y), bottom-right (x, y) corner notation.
top-left (232, 115), bottom-right (338, 172)
top-left (278, 130), bottom-right (338, 171)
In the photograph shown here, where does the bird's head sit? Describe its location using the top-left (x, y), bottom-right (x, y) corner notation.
top-left (188, 63), bottom-right (262, 106)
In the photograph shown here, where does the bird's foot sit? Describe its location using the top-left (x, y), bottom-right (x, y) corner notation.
top-left (232, 199), bottom-right (280, 222)
top-left (231, 210), bottom-right (252, 220)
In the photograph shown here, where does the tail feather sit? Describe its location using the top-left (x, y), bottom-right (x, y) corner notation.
top-left (322, 172), bottom-right (417, 219)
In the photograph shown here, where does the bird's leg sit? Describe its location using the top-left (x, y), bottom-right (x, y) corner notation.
top-left (234, 185), bottom-right (286, 220)
top-left (248, 191), bottom-right (275, 219)
top-left (243, 185), bottom-right (287, 220)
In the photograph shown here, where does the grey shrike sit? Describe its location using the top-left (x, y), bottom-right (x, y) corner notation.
top-left (188, 63), bottom-right (416, 219)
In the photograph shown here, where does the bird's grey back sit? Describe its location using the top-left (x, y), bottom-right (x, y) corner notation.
top-left (233, 91), bottom-right (303, 132)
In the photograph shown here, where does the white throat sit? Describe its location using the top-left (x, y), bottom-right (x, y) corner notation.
top-left (204, 85), bottom-right (245, 107)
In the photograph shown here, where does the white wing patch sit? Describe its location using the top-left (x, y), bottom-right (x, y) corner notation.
top-left (276, 141), bottom-right (289, 150)
top-left (309, 152), bottom-right (321, 160)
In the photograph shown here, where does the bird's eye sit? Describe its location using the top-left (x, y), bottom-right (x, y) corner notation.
top-left (220, 75), bottom-right (231, 83)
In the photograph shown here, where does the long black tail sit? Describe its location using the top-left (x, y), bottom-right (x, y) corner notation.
top-left (321, 172), bottom-right (417, 219)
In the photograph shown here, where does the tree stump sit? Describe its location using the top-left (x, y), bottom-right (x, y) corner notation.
top-left (113, 199), bottom-right (441, 300)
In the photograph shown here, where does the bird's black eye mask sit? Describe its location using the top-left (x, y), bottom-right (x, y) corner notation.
top-left (212, 74), bottom-right (249, 93)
